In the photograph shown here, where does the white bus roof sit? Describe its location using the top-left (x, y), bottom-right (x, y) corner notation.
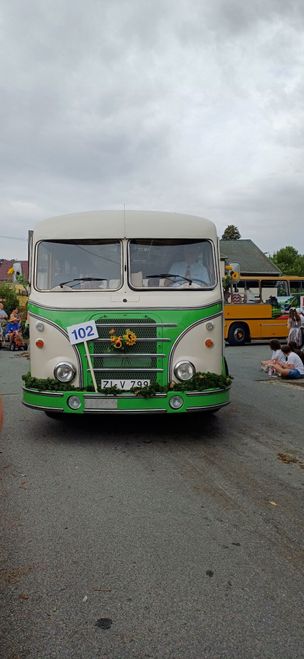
top-left (33, 210), bottom-right (218, 241)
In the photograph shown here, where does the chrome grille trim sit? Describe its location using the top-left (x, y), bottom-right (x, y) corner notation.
top-left (93, 337), bottom-right (171, 342)
top-left (84, 393), bottom-right (167, 399)
top-left (22, 387), bottom-right (65, 397)
top-left (90, 353), bottom-right (165, 358)
top-left (87, 367), bottom-right (163, 372)
top-left (185, 387), bottom-right (229, 396)
top-left (186, 402), bottom-right (229, 412)
top-left (91, 316), bottom-right (169, 387)
top-left (23, 402), bottom-right (65, 412)
top-left (84, 409), bottom-right (167, 414)
top-left (96, 322), bottom-right (177, 328)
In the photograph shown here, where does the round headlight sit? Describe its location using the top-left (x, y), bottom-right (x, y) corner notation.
top-left (169, 395), bottom-right (184, 410)
top-left (68, 396), bottom-right (81, 410)
top-left (54, 362), bottom-right (76, 383)
top-left (174, 360), bottom-right (195, 382)
top-left (35, 321), bottom-right (45, 332)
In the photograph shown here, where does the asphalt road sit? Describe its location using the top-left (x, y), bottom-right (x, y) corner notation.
top-left (0, 345), bottom-right (303, 659)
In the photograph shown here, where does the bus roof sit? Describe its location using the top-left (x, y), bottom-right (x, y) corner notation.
top-left (32, 210), bottom-right (218, 241)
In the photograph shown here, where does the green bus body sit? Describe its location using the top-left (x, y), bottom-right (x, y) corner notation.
top-left (23, 211), bottom-right (231, 415)
top-left (23, 302), bottom-right (230, 414)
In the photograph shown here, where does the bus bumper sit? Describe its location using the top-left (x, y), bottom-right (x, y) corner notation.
top-left (23, 387), bottom-right (231, 414)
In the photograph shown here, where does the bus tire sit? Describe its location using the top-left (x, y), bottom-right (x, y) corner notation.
top-left (227, 323), bottom-right (248, 346)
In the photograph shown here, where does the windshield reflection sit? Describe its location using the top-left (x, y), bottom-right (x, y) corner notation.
top-left (36, 240), bottom-right (122, 290)
top-left (129, 239), bottom-right (215, 289)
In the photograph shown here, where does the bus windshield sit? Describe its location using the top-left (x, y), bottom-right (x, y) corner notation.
top-left (129, 239), bottom-right (216, 289)
top-left (36, 240), bottom-right (122, 290)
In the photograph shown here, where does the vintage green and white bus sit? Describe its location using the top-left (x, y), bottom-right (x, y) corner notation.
top-left (23, 210), bottom-right (231, 415)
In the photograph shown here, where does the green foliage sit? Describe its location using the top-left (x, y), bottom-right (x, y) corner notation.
top-left (21, 321), bottom-right (30, 339)
top-left (271, 246), bottom-right (304, 276)
top-left (16, 274), bottom-right (29, 290)
top-left (222, 273), bottom-right (232, 290)
top-left (0, 283), bottom-right (19, 316)
top-left (22, 373), bottom-right (79, 391)
top-left (221, 225), bottom-right (241, 240)
top-left (22, 371), bottom-right (232, 396)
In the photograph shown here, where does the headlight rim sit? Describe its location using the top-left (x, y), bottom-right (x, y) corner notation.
top-left (54, 361), bottom-right (76, 383)
top-left (174, 360), bottom-right (195, 382)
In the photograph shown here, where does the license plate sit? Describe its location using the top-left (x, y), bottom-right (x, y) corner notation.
top-left (101, 379), bottom-right (150, 390)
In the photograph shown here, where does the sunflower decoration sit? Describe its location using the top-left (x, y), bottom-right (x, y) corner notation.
top-left (109, 327), bottom-right (137, 351)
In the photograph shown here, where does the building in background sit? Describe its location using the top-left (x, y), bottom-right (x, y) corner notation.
top-left (219, 239), bottom-right (281, 276)
top-left (0, 259), bottom-right (29, 283)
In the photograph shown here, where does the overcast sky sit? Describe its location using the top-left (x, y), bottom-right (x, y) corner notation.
top-left (1, 0), bottom-right (304, 260)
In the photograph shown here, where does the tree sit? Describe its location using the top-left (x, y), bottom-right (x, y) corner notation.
top-left (0, 282), bottom-right (19, 316)
top-left (271, 246), bottom-right (304, 276)
top-left (221, 225), bottom-right (241, 240)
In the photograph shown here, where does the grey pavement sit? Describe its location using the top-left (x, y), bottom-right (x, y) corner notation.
top-left (0, 345), bottom-right (303, 659)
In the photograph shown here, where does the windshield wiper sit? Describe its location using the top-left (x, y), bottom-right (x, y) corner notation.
top-left (147, 273), bottom-right (192, 284)
top-left (58, 277), bottom-right (107, 288)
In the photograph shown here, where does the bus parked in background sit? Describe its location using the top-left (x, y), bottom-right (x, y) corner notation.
top-left (224, 275), bottom-right (292, 346)
top-left (231, 275), bottom-right (304, 302)
top-left (23, 210), bottom-right (231, 416)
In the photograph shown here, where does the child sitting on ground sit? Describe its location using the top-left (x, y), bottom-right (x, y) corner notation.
top-left (261, 339), bottom-right (286, 373)
top-left (272, 345), bottom-right (304, 379)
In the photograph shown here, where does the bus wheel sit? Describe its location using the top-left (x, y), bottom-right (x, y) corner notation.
top-left (228, 323), bottom-right (248, 346)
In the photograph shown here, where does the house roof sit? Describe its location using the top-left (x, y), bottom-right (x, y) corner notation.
top-left (0, 259), bottom-right (29, 281)
top-left (219, 239), bottom-right (281, 275)
top-left (0, 259), bottom-right (13, 281)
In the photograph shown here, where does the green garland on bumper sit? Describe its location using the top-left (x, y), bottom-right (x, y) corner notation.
top-left (22, 371), bottom-right (232, 397)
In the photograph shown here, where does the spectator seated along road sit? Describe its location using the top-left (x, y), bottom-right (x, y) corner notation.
top-left (287, 341), bottom-right (304, 365)
top-left (5, 320), bottom-right (21, 334)
top-left (261, 339), bottom-right (286, 372)
top-left (272, 344), bottom-right (304, 379)
top-left (0, 303), bottom-right (8, 320)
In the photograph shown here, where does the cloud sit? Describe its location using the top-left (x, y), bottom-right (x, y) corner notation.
top-left (1, 0), bottom-right (304, 258)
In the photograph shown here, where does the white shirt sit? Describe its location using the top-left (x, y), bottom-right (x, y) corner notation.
top-left (245, 289), bottom-right (256, 302)
top-left (169, 260), bottom-right (210, 285)
top-left (287, 352), bottom-right (304, 374)
top-left (271, 349), bottom-right (286, 364)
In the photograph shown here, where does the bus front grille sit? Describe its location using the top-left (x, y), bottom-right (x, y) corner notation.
top-left (88, 318), bottom-right (172, 388)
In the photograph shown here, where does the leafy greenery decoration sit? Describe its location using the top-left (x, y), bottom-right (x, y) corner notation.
top-left (22, 371), bottom-right (232, 397)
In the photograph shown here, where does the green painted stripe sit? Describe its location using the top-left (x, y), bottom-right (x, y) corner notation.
top-left (28, 301), bottom-right (222, 328)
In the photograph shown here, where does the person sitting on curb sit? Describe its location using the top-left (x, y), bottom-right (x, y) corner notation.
top-left (261, 339), bottom-right (286, 372)
top-left (288, 341), bottom-right (304, 365)
top-left (0, 302), bottom-right (8, 320)
top-left (272, 344), bottom-right (304, 379)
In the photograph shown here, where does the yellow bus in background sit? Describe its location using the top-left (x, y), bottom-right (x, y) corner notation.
top-left (223, 275), bottom-right (301, 346)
